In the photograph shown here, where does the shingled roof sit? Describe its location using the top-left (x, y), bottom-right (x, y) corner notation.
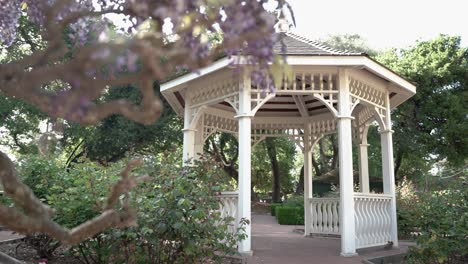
top-left (273, 32), bottom-right (365, 56)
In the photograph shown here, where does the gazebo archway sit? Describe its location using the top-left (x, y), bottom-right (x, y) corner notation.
top-left (161, 32), bottom-right (416, 257)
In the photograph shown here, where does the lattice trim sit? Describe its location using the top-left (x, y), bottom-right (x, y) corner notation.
top-left (190, 77), bottom-right (239, 108)
top-left (251, 135), bottom-right (266, 148)
top-left (224, 95), bottom-right (239, 113)
top-left (349, 77), bottom-right (386, 109)
top-left (203, 113), bottom-right (238, 134)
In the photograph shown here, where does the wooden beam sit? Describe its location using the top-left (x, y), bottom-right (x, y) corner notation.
top-left (293, 95), bottom-right (309, 117)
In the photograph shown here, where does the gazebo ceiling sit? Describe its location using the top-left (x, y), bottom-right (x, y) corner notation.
top-left (161, 33), bottom-right (416, 120)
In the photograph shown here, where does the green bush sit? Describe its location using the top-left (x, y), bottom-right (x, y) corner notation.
top-left (397, 177), bottom-right (468, 263)
top-left (14, 154), bottom-right (246, 263)
top-left (270, 203), bottom-right (282, 216)
top-left (276, 206), bottom-right (304, 225)
top-left (282, 195), bottom-right (304, 208)
top-left (406, 189), bottom-right (467, 264)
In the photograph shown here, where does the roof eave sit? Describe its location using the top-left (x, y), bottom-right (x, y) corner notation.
top-left (160, 57), bottom-right (233, 94)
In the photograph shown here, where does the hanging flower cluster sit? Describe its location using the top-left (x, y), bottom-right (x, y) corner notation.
top-left (0, 0), bottom-right (292, 245)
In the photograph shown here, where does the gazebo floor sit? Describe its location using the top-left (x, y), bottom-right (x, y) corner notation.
top-left (247, 213), bottom-right (413, 264)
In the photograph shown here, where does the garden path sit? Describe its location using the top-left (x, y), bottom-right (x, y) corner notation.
top-left (246, 213), bottom-right (412, 264)
top-left (0, 231), bottom-right (23, 244)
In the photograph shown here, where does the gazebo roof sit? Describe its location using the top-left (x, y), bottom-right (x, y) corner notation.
top-left (161, 33), bottom-right (416, 121)
top-left (273, 32), bottom-right (364, 56)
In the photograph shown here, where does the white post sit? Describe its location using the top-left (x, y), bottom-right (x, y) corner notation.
top-left (182, 95), bottom-right (196, 165)
top-left (303, 125), bottom-right (313, 237)
top-left (337, 68), bottom-right (357, 256)
top-left (380, 91), bottom-right (398, 247)
top-left (194, 121), bottom-right (204, 160)
top-left (358, 125), bottom-right (370, 193)
top-left (236, 72), bottom-right (253, 255)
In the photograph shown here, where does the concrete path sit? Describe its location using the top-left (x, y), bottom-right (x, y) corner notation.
top-left (0, 231), bottom-right (23, 244)
top-left (247, 214), bottom-right (412, 264)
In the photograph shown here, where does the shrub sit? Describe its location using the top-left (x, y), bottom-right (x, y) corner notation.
top-left (270, 203), bottom-right (282, 216)
top-left (282, 195), bottom-right (304, 208)
top-left (396, 177), bottom-right (419, 239)
top-left (397, 177), bottom-right (468, 263)
top-left (405, 188), bottom-right (467, 264)
top-left (17, 154), bottom-right (246, 263)
top-left (276, 206), bottom-right (304, 225)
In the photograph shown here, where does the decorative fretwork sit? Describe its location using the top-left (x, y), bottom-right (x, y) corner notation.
top-left (224, 94), bottom-right (239, 113)
top-left (374, 107), bottom-right (387, 130)
top-left (357, 106), bottom-right (375, 127)
top-left (349, 77), bottom-right (386, 109)
top-left (251, 135), bottom-right (266, 147)
top-left (309, 119), bottom-right (336, 135)
top-left (190, 76), bottom-right (239, 108)
top-left (356, 104), bottom-right (388, 132)
top-left (250, 119), bottom-right (336, 151)
top-left (353, 122), bottom-right (370, 145)
top-left (203, 113), bottom-right (238, 135)
top-left (186, 106), bottom-right (206, 129)
top-left (274, 71), bottom-right (339, 116)
top-left (350, 96), bottom-right (360, 113)
top-left (203, 125), bottom-right (217, 142)
top-left (251, 91), bottom-right (276, 115)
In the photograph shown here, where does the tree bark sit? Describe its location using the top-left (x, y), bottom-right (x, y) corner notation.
top-left (265, 138), bottom-right (281, 203)
top-left (295, 165), bottom-right (304, 194)
top-left (0, 151), bottom-right (145, 244)
top-left (394, 150), bottom-right (403, 180)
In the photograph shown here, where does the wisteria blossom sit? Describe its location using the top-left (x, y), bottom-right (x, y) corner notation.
top-left (0, 0), bottom-right (291, 244)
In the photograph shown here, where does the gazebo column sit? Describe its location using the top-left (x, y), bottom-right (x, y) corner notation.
top-left (236, 74), bottom-right (253, 255)
top-left (380, 92), bottom-right (398, 247)
top-left (358, 125), bottom-right (370, 193)
top-left (194, 122), bottom-right (204, 160)
top-left (182, 99), bottom-right (196, 165)
top-left (303, 125), bottom-right (313, 237)
top-left (337, 68), bottom-right (357, 256)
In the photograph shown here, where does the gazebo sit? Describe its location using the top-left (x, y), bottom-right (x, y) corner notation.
top-left (160, 32), bottom-right (416, 257)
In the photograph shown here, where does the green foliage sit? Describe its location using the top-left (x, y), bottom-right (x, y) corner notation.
top-left (63, 84), bottom-right (182, 164)
top-left (16, 154), bottom-right (244, 263)
top-left (396, 177), bottom-right (419, 238)
top-left (0, 16), bottom-right (50, 155)
top-left (282, 195), bottom-right (304, 208)
top-left (275, 206), bottom-right (304, 225)
top-left (16, 156), bottom-right (65, 202)
top-left (377, 35), bottom-right (468, 179)
top-left (270, 203), bottom-right (283, 216)
top-left (320, 34), bottom-right (379, 56)
top-left (397, 177), bottom-right (468, 263)
top-left (251, 138), bottom-right (297, 197)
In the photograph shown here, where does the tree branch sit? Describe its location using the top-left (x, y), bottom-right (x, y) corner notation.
top-left (0, 151), bottom-right (148, 245)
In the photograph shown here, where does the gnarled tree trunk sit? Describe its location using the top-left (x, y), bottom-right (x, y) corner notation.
top-left (265, 138), bottom-right (281, 203)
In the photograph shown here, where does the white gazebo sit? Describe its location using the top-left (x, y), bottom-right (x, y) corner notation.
top-left (161, 32), bottom-right (416, 257)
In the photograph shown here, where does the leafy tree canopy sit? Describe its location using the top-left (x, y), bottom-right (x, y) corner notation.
top-left (377, 35), bottom-right (467, 177)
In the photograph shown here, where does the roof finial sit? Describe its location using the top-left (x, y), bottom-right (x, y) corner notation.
top-left (275, 17), bottom-right (290, 33)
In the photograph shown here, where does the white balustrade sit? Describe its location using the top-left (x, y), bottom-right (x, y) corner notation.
top-left (354, 193), bottom-right (392, 249)
top-left (217, 191), bottom-right (238, 235)
top-left (308, 194), bottom-right (393, 249)
top-left (309, 198), bottom-right (340, 235)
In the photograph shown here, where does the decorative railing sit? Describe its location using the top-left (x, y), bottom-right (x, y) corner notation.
top-left (308, 193), bottom-right (393, 249)
top-left (217, 191), bottom-right (238, 235)
top-left (309, 198), bottom-right (340, 235)
top-left (354, 193), bottom-right (392, 249)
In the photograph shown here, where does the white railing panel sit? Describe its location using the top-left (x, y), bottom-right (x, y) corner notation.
top-left (309, 194), bottom-right (394, 249)
top-left (308, 198), bottom-right (340, 235)
top-left (217, 191), bottom-right (238, 235)
top-left (354, 193), bottom-right (393, 249)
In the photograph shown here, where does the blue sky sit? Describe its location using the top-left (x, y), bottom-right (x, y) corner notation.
top-left (288, 0), bottom-right (468, 49)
